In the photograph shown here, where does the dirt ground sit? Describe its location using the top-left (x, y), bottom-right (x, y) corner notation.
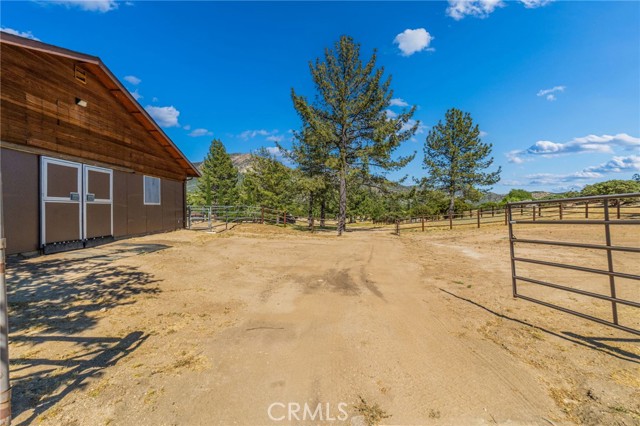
top-left (6, 222), bottom-right (640, 426)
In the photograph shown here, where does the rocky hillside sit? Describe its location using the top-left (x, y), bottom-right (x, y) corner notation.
top-left (188, 153), bottom-right (253, 192)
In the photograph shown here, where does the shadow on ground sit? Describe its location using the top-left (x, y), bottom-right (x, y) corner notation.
top-left (11, 332), bottom-right (148, 425)
top-left (6, 242), bottom-right (166, 423)
top-left (440, 288), bottom-right (640, 364)
top-left (7, 243), bottom-right (167, 334)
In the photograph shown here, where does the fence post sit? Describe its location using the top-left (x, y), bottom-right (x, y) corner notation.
top-left (504, 208), bottom-right (507, 225)
top-left (533, 205), bottom-right (536, 221)
top-left (559, 203), bottom-right (563, 220)
top-left (208, 206), bottom-right (212, 231)
top-left (449, 213), bottom-right (453, 230)
top-left (585, 202), bottom-right (589, 219)
top-left (186, 206), bottom-right (191, 229)
top-left (617, 199), bottom-right (621, 219)
top-left (283, 211), bottom-right (287, 227)
top-left (396, 220), bottom-right (400, 236)
top-left (491, 206), bottom-right (495, 217)
top-left (470, 210), bottom-right (473, 218)
top-left (421, 216), bottom-right (425, 232)
top-left (477, 209), bottom-right (481, 228)
top-left (603, 201), bottom-right (619, 325)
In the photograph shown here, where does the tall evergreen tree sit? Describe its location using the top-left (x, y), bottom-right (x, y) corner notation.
top-left (291, 35), bottom-right (417, 235)
top-left (281, 127), bottom-right (333, 228)
top-left (196, 139), bottom-right (239, 206)
top-left (240, 148), bottom-right (297, 211)
top-left (422, 108), bottom-right (501, 219)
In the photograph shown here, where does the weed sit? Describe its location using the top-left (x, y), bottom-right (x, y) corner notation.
top-left (354, 396), bottom-right (391, 426)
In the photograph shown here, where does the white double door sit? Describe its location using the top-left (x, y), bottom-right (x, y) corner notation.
top-left (40, 157), bottom-right (113, 247)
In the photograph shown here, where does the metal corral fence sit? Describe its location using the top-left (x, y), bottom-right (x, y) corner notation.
top-left (394, 195), bottom-right (640, 235)
top-left (507, 193), bottom-right (640, 335)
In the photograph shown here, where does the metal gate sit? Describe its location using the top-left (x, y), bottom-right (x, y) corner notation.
top-left (40, 157), bottom-right (113, 253)
top-left (507, 193), bottom-right (640, 335)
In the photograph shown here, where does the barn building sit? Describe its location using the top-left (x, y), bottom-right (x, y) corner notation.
top-left (0, 32), bottom-right (200, 255)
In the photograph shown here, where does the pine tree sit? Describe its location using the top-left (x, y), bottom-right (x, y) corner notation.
top-left (281, 127), bottom-right (333, 228)
top-left (196, 139), bottom-right (239, 206)
top-left (422, 108), bottom-right (501, 219)
top-left (240, 148), bottom-right (297, 211)
top-left (291, 35), bottom-right (417, 235)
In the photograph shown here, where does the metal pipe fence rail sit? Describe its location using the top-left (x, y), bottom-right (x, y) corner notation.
top-left (393, 197), bottom-right (640, 235)
top-left (507, 193), bottom-right (640, 335)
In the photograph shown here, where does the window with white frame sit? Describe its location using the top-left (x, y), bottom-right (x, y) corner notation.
top-left (144, 175), bottom-right (161, 205)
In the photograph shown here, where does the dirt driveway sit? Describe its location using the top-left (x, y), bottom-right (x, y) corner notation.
top-left (7, 224), bottom-right (640, 425)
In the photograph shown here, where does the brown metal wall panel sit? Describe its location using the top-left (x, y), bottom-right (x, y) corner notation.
top-left (162, 178), bottom-right (176, 231)
top-left (46, 163), bottom-right (78, 198)
top-left (1, 148), bottom-right (39, 254)
top-left (45, 203), bottom-right (80, 243)
top-left (88, 169), bottom-right (110, 199)
top-left (85, 203), bottom-right (111, 238)
top-left (146, 205), bottom-right (163, 233)
top-left (177, 180), bottom-right (185, 228)
top-left (126, 173), bottom-right (146, 235)
top-left (113, 171), bottom-right (127, 237)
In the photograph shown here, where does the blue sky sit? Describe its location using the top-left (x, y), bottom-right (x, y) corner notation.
top-left (2, 0), bottom-right (639, 193)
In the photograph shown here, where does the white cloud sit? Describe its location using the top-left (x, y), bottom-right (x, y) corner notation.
top-left (537, 85), bottom-right (565, 101)
top-left (129, 89), bottom-right (142, 101)
top-left (479, 130), bottom-right (488, 138)
top-left (401, 119), bottom-right (427, 134)
top-left (48, 0), bottom-right (119, 12)
top-left (583, 155), bottom-right (640, 174)
top-left (183, 124), bottom-right (191, 130)
top-left (519, 155), bottom-right (639, 188)
top-left (447, 0), bottom-right (505, 20)
top-left (266, 135), bottom-right (284, 143)
top-left (520, 0), bottom-right (553, 8)
top-left (123, 75), bottom-right (141, 85)
top-left (508, 133), bottom-right (639, 162)
top-left (506, 150), bottom-right (526, 164)
top-left (239, 129), bottom-right (279, 140)
top-left (145, 105), bottom-right (180, 128)
top-left (1, 27), bottom-right (39, 40)
top-left (390, 98), bottom-right (409, 107)
top-left (385, 109), bottom-right (398, 119)
top-left (394, 28), bottom-right (434, 56)
top-left (265, 147), bottom-right (283, 157)
top-left (188, 128), bottom-right (213, 137)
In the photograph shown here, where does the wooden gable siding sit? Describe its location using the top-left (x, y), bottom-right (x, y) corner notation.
top-left (1, 44), bottom-right (187, 180)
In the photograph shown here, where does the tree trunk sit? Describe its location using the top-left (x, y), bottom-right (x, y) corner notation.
top-left (308, 192), bottom-right (314, 228)
top-left (338, 168), bottom-right (347, 236)
top-left (320, 198), bottom-right (326, 228)
top-left (448, 194), bottom-right (455, 220)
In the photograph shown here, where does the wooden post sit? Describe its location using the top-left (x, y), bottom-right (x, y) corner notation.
top-left (283, 211), bottom-right (287, 227)
top-left (617, 200), bottom-right (621, 219)
top-left (491, 206), bottom-right (495, 217)
top-left (470, 210), bottom-right (473, 218)
top-left (585, 202), bottom-right (589, 219)
top-left (449, 214), bottom-right (453, 230)
top-left (559, 203), bottom-right (563, 220)
top-left (533, 205), bottom-right (536, 221)
top-left (421, 216), bottom-right (425, 232)
top-left (477, 209), bottom-right (481, 228)
top-left (504, 208), bottom-right (507, 225)
top-left (396, 220), bottom-right (400, 236)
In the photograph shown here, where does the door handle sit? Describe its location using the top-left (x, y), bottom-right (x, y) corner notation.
top-left (86, 193), bottom-right (95, 202)
top-left (70, 192), bottom-right (80, 201)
